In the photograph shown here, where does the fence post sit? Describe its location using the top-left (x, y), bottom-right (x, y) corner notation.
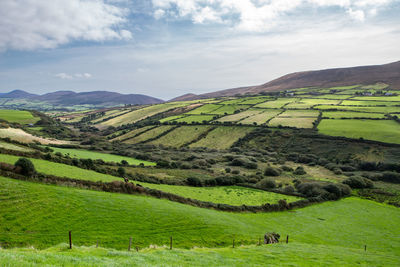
top-left (286, 235), bottom-right (289, 244)
top-left (170, 236), bottom-right (173, 250)
top-left (258, 237), bottom-right (261, 246)
top-left (365, 245), bottom-right (367, 252)
top-left (69, 231), bottom-right (72, 249)
top-left (232, 239), bottom-right (235, 248)
top-left (128, 237), bottom-right (132, 251)
top-left (96, 240), bottom-right (99, 248)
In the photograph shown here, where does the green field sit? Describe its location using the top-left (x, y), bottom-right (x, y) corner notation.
top-left (137, 183), bottom-right (301, 206)
top-left (111, 126), bottom-right (155, 141)
top-left (149, 126), bottom-right (213, 147)
top-left (174, 115), bottom-right (215, 123)
top-left (0, 109), bottom-right (39, 124)
top-left (212, 105), bottom-right (250, 115)
top-left (240, 109), bottom-right (281, 125)
top-left (159, 115), bottom-right (185, 123)
top-left (278, 109), bottom-right (320, 117)
top-left (341, 100), bottom-right (400, 106)
top-left (100, 103), bottom-right (186, 127)
top-left (0, 154), bottom-right (122, 182)
top-left (0, 141), bottom-right (33, 152)
top-left (255, 98), bottom-right (297, 108)
top-left (1, 242), bottom-right (397, 267)
top-left (315, 105), bottom-right (400, 113)
top-left (190, 127), bottom-right (254, 149)
top-left (269, 117), bottom-right (317, 128)
top-left (48, 147), bottom-right (155, 166)
top-left (351, 95), bottom-right (400, 101)
top-left (0, 177), bottom-right (399, 257)
top-left (186, 104), bottom-right (222, 114)
top-left (322, 111), bottom-right (387, 119)
top-left (215, 109), bottom-right (263, 123)
top-left (124, 126), bottom-right (175, 144)
top-left (318, 119), bottom-right (400, 144)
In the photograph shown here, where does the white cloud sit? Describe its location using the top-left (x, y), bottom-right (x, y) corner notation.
top-left (0, 0), bottom-right (132, 51)
top-left (55, 72), bottom-right (92, 79)
top-left (152, 0), bottom-right (395, 31)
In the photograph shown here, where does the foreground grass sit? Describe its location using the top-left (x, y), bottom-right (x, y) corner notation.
top-left (1, 176), bottom-right (399, 256)
top-left (48, 147), bottom-right (155, 166)
top-left (138, 183), bottom-right (301, 206)
top-left (0, 154), bottom-right (122, 182)
top-left (1, 242), bottom-right (398, 267)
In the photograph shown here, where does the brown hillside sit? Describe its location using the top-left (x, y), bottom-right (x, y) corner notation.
top-left (172, 60), bottom-right (400, 100)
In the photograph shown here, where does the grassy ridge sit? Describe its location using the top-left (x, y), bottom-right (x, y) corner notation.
top-left (1, 176), bottom-right (399, 254)
top-left (137, 183), bottom-right (302, 206)
top-left (0, 154), bottom-right (122, 182)
top-left (1, 242), bottom-right (398, 267)
top-left (48, 147), bottom-right (155, 166)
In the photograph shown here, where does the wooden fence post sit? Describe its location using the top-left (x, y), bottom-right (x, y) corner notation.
top-left (69, 231), bottom-right (72, 249)
top-left (128, 237), bottom-right (132, 251)
top-left (365, 245), bottom-right (367, 251)
top-left (170, 236), bottom-right (173, 250)
top-left (232, 239), bottom-right (235, 248)
top-left (286, 235), bottom-right (289, 244)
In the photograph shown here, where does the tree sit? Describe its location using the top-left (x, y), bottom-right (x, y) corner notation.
top-left (117, 167), bottom-right (126, 177)
top-left (15, 158), bottom-right (35, 176)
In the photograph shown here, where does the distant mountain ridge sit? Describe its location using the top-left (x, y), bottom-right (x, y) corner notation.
top-left (0, 90), bottom-right (164, 106)
top-left (171, 60), bottom-right (400, 101)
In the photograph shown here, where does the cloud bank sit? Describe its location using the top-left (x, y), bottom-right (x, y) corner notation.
top-left (0, 0), bottom-right (132, 51)
top-left (152, 0), bottom-right (395, 31)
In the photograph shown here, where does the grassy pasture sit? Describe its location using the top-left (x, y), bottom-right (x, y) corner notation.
top-left (190, 126), bottom-right (254, 149)
top-left (278, 109), bottom-right (319, 117)
top-left (0, 153), bottom-right (122, 182)
top-left (0, 141), bottom-right (34, 152)
top-left (254, 98), bottom-right (297, 108)
top-left (286, 98), bottom-right (340, 109)
top-left (174, 115), bottom-right (215, 123)
top-left (124, 126), bottom-right (175, 144)
top-left (0, 177), bottom-right (399, 257)
top-left (186, 104), bottom-right (222, 114)
top-left (2, 243), bottom-right (398, 267)
top-left (312, 94), bottom-right (352, 100)
top-left (215, 109), bottom-right (263, 122)
top-left (268, 117), bottom-right (316, 128)
top-left (240, 109), bottom-right (282, 125)
top-left (0, 109), bottom-right (39, 124)
top-left (159, 115), bottom-right (184, 123)
top-left (217, 98), bottom-right (246, 105)
top-left (239, 97), bottom-right (271, 105)
top-left (351, 96), bottom-right (400, 101)
top-left (149, 126), bottom-right (213, 147)
top-left (0, 128), bottom-right (69, 145)
top-left (100, 103), bottom-right (186, 127)
top-left (322, 111), bottom-right (387, 119)
top-left (212, 104), bottom-right (250, 115)
top-left (341, 100), bottom-right (400, 106)
top-left (111, 126), bottom-right (155, 141)
top-left (318, 119), bottom-right (400, 144)
top-left (136, 183), bottom-right (301, 206)
top-left (91, 109), bottom-right (131, 123)
top-left (315, 105), bottom-right (399, 113)
top-left (48, 147), bottom-right (155, 166)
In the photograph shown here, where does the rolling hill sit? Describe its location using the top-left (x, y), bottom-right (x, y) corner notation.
top-left (172, 60), bottom-right (400, 100)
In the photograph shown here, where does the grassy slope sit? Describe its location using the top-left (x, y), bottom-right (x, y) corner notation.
top-left (149, 126), bottom-right (213, 147)
top-left (124, 126), bottom-right (174, 144)
top-left (0, 109), bottom-right (39, 124)
top-left (48, 147), bottom-right (155, 166)
top-left (1, 177), bottom-right (399, 255)
top-left (0, 141), bottom-right (33, 152)
top-left (1, 242), bottom-right (398, 267)
top-left (322, 111), bottom-right (387, 119)
top-left (137, 183), bottom-right (302, 206)
top-left (318, 119), bottom-right (400, 144)
top-left (0, 154), bottom-right (122, 182)
top-left (190, 127), bottom-right (254, 149)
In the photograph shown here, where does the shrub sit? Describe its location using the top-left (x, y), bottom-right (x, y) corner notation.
top-left (283, 185), bottom-right (295, 194)
top-left (343, 176), bottom-right (374, 189)
top-left (232, 170), bottom-right (240, 175)
top-left (225, 167), bottom-right (231, 173)
top-left (293, 166), bottom-right (306, 175)
top-left (257, 178), bottom-right (276, 189)
top-left (187, 177), bottom-right (202, 187)
top-left (117, 167), bottom-right (126, 177)
top-left (121, 160), bottom-right (129, 166)
top-left (264, 167), bottom-right (281, 176)
top-left (15, 158), bottom-right (35, 177)
top-left (381, 172), bottom-right (400, 183)
top-left (280, 165), bottom-right (293, 172)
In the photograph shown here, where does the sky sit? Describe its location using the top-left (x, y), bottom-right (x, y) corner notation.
top-left (0, 0), bottom-right (399, 100)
